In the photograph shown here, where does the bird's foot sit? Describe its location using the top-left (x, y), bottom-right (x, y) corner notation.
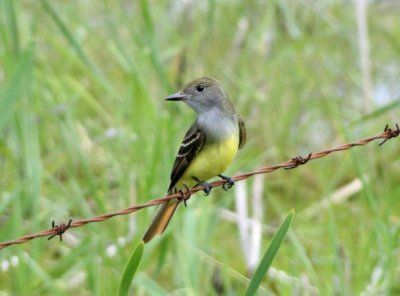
top-left (192, 177), bottom-right (212, 196)
top-left (218, 174), bottom-right (234, 191)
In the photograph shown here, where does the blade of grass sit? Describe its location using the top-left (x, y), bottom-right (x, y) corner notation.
top-left (138, 0), bottom-right (170, 91)
top-left (118, 241), bottom-right (144, 296)
top-left (41, 0), bottom-right (116, 97)
top-left (0, 49), bottom-right (33, 133)
top-left (351, 99), bottom-right (400, 125)
top-left (134, 273), bottom-right (168, 295)
top-left (3, 0), bottom-right (20, 55)
top-left (244, 209), bottom-right (295, 296)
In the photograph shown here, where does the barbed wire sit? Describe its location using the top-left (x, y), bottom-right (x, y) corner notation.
top-left (0, 124), bottom-right (398, 250)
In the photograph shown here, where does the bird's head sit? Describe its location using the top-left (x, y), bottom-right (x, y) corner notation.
top-left (165, 77), bottom-right (234, 114)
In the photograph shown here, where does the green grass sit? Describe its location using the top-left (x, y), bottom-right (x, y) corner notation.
top-left (1, 0), bottom-right (399, 294)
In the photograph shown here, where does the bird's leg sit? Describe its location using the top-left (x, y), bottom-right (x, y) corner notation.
top-left (218, 174), bottom-right (235, 191)
top-left (192, 177), bottom-right (212, 196)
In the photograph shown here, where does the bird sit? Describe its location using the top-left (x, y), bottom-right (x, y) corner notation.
top-left (142, 77), bottom-right (246, 243)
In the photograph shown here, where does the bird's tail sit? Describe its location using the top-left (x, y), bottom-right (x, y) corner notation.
top-left (142, 197), bottom-right (179, 243)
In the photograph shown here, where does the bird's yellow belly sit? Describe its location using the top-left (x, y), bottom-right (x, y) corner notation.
top-left (176, 136), bottom-right (239, 189)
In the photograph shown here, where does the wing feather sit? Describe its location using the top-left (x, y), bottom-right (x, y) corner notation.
top-left (168, 123), bottom-right (206, 192)
top-left (238, 115), bottom-right (246, 149)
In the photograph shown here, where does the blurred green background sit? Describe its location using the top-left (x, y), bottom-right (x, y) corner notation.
top-left (1, 0), bottom-right (399, 294)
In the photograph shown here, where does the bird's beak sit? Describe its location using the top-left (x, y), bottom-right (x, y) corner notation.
top-left (165, 91), bottom-right (187, 101)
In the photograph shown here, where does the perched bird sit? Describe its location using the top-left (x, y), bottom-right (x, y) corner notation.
top-left (142, 77), bottom-right (246, 243)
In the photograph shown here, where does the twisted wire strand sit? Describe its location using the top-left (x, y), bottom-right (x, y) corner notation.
top-left (0, 124), bottom-right (398, 249)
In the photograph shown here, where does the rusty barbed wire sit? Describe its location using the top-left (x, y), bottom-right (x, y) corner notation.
top-left (0, 124), bottom-right (398, 250)
top-left (48, 219), bottom-right (73, 241)
top-left (379, 123), bottom-right (399, 146)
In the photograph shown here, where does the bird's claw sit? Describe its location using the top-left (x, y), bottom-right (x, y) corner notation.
top-left (218, 175), bottom-right (234, 191)
top-left (193, 177), bottom-right (213, 196)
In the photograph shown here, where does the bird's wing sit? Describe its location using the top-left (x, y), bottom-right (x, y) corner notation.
top-left (143, 123), bottom-right (205, 243)
top-left (168, 122), bottom-right (206, 192)
top-left (238, 115), bottom-right (246, 149)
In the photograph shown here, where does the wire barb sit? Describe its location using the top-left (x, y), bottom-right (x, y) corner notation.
top-left (48, 219), bottom-right (73, 242)
top-left (379, 124), bottom-right (400, 146)
top-left (285, 153), bottom-right (312, 169)
top-left (177, 184), bottom-right (192, 207)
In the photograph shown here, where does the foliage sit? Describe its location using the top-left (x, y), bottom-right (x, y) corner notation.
top-left (0, 0), bottom-right (399, 294)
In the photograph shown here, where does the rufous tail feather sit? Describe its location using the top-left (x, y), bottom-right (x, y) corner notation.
top-left (142, 198), bottom-right (179, 243)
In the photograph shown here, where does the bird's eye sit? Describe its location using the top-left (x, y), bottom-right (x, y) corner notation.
top-left (196, 84), bottom-right (205, 92)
